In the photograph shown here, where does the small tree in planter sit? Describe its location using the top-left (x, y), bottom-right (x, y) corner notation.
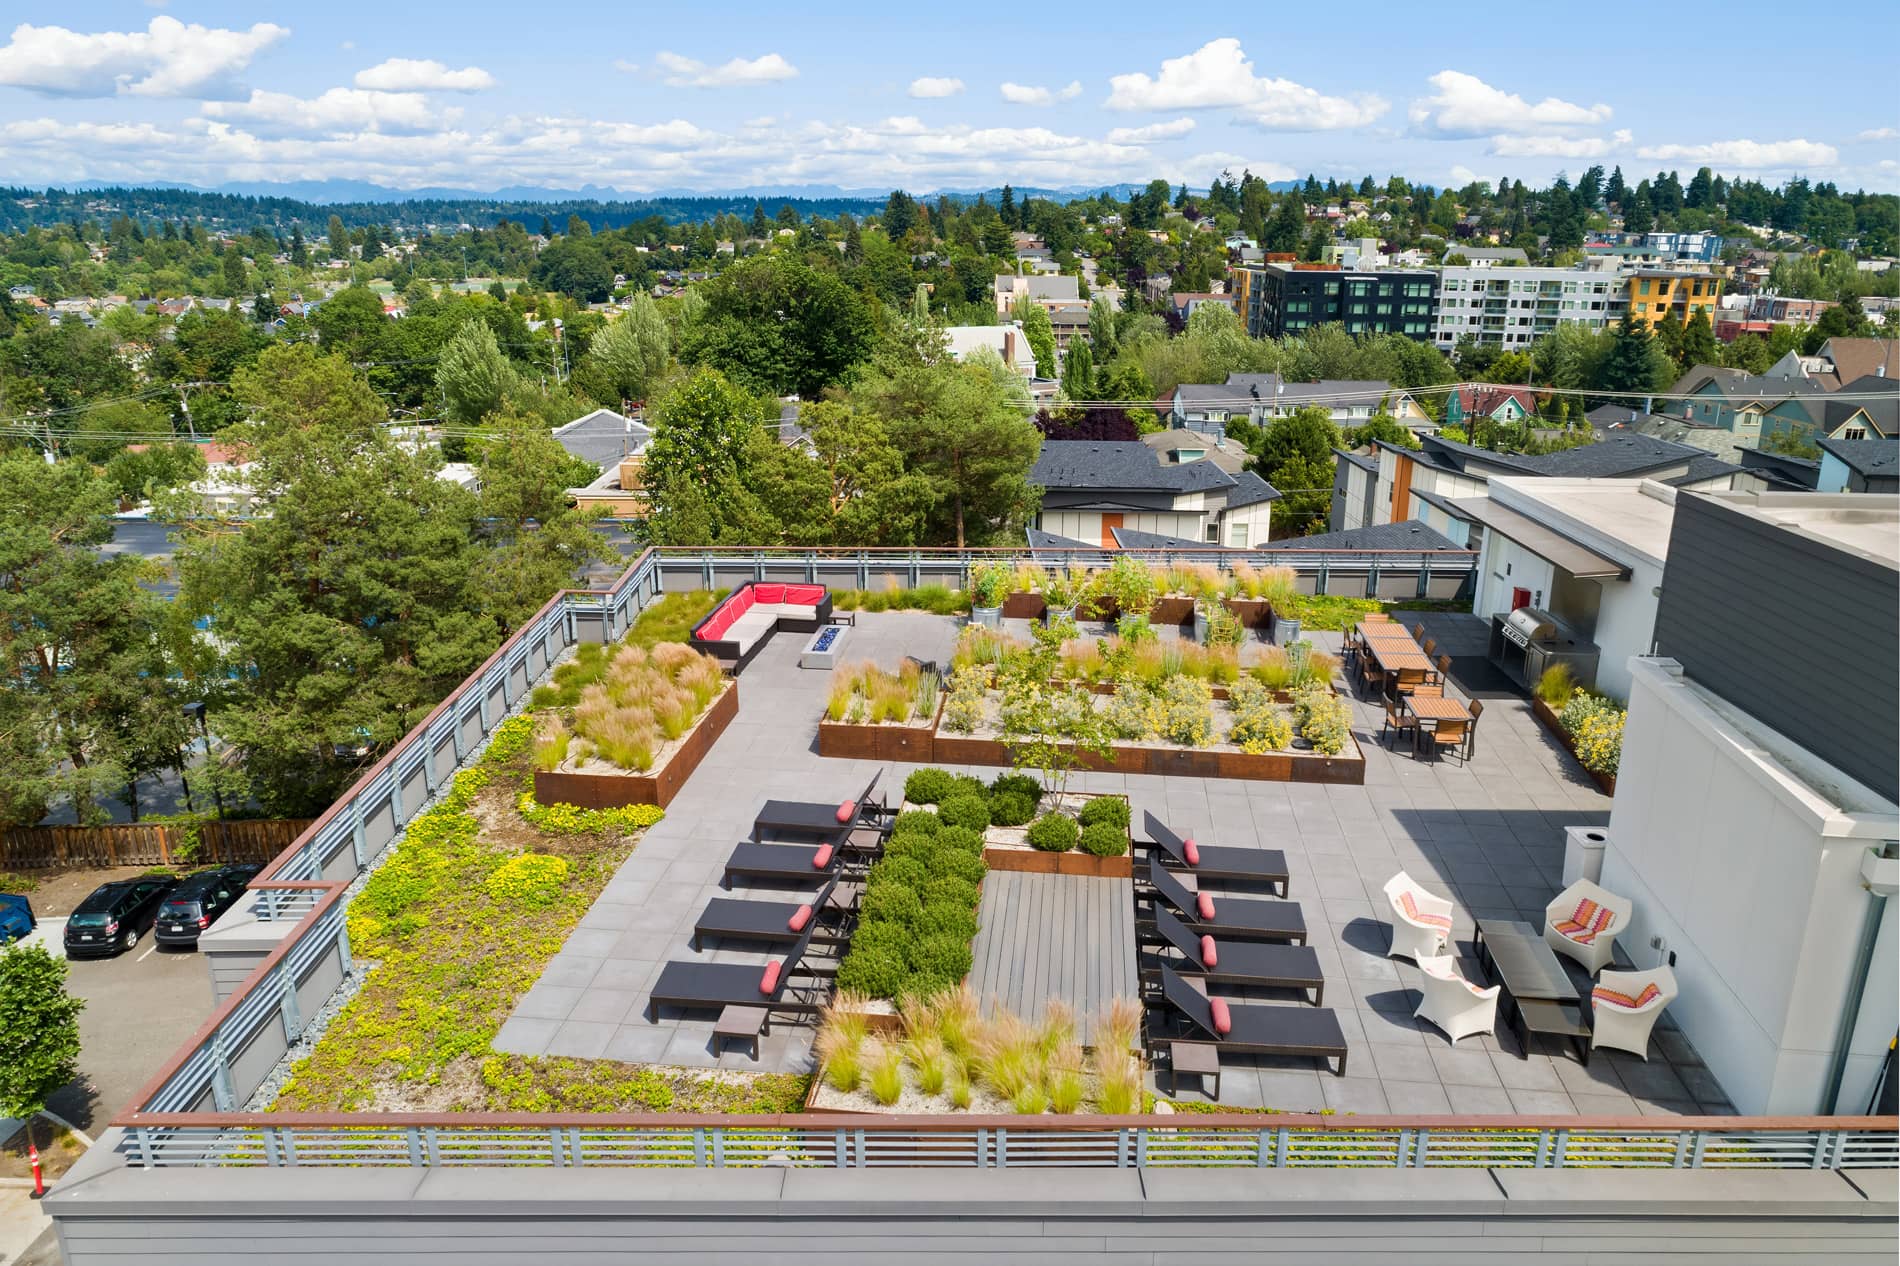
top-left (968, 561), bottom-right (1011, 627)
top-left (1096, 555), bottom-right (1158, 623)
top-left (0, 944), bottom-right (85, 1165)
top-left (1002, 681), bottom-right (1114, 812)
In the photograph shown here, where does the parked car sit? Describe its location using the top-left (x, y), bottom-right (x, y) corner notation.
top-left (153, 865), bottom-right (263, 949)
top-left (0, 892), bottom-right (34, 944)
top-left (63, 877), bottom-right (177, 958)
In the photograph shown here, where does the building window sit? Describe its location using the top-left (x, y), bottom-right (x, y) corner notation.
top-left (1843, 426), bottom-right (1868, 440)
top-left (1205, 522), bottom-right (1219, 542)
top-left (1229, 522), bottom-right (1249, 547)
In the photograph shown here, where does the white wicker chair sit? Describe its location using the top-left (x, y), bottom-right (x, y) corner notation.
top-left (1414, 954), bottom-right (1499, 1045)
top-left (1544, 879), bottom-right (1633, 974)
top-left (1383, 871), bottom-right (1454, 962)
top-left (1590, 966), bottom-right (1678, 1059)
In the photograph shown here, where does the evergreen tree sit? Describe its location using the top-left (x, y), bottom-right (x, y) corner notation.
top-left (998, 184), bottom-right (1017, 230)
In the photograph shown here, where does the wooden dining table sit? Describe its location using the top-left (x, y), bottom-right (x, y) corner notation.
top-left (1362, 642), bottom-right (1433, 673)
top-left (1403, 692), bottom-right (1472, 756)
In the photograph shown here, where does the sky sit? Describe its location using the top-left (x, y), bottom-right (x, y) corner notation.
top-left (0, 2), bottom-right (1895, 196)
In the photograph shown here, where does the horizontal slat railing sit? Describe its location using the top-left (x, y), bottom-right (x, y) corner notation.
top-left (110, 1114), bottom-right (1900, 1172)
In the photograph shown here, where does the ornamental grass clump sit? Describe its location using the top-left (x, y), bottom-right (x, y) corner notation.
top-left (865, 1040), bottom-right (905, 1106)
top-left (543, 641), bottom-right (725, 772)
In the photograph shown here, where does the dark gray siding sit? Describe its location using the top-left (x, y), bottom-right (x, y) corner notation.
top-left (47, 1159), bottom-right (1899, 1264)
top-left (1653, 494), bottom-right (1899, 801)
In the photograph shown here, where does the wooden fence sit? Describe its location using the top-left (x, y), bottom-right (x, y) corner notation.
top-left (0, 820), bottom-right (315, 871)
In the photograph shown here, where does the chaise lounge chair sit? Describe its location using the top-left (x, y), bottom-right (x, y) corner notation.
top-left (1152, 964), bottom-right (1348, 1077)
top-left (753, 772), bottom-right (887, 841)
top-left (1143, 814), bottom-right (1291, 896)
top-left (691, 872), bottom-right (854, 952)
top-left (1141, 857), bottom-right (1307, 944)
top-left (720, 835), bottom-right (860, 890)
top-left (645, 920), bottom-right (830, 1023)
top-left (1146, 905), bottom-right (1325, 1005)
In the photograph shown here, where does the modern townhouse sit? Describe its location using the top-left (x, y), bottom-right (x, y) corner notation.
top-left (1028, 439), bottom-right (1279, 548)
top-left (1169, 372), bottom-right (1429, 435)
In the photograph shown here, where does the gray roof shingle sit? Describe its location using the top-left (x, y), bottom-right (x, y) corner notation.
top-left (1226, 469), bottom-right (1282, 506)
top-left (1030, 441), bottom-right (1235, 493)
top-left (1268, 520), bottom-right (1464, 551)
top-left (1816, 436), bottom-right (1900, 477)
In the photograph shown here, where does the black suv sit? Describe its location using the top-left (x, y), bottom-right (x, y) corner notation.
top-left (64, 877), bottom-right (177, 958)
top-left (154, 864), bottom-right (263, 949)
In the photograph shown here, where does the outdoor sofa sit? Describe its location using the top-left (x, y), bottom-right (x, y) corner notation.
top-left (1153, 964), bottom-right (1348, 1078)
top-left (688, 581), bottom-right (832, 674)
top-left (1142, 856), bottom-right (1307, 944)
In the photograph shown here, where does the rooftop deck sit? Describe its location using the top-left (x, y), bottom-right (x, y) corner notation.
top-left (968, 871), bottom-right (1138, 1046)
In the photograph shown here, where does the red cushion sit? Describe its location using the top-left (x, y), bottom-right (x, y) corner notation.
top-left (1208, 997), bottom-right (1232, 1036)
top-left (1182, 837), bottom-right (1200, 866)
top-left (1199, 935), bottom-right (1218, 968)
top-left (787, 904), bottom-right (813, 932)
top-left (731, 588), bottom-right (755, 616)
top-left (784, 584), bottom-right (825, 605)
top-left (1196, 892), bottom-right (1216, 921)
top-left (811, 843), bottom-right (834, 870)
top-left (836, 800), bottom-right (856, 824)
top-left (754, 583), bottom-right (785, 603)
top-left (759, 960), bottom-right (782, 995)
top-left (701, 610), bottom-right (732, 641)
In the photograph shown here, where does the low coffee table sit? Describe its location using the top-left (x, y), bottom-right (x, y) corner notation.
top-left (1474, 918), bottom-right (1592, 1064)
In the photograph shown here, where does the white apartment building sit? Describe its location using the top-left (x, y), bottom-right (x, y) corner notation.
top-left (1431, 267), bottom-right (1623, 351)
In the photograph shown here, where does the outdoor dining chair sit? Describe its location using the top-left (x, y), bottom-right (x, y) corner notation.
top-left (1380, 695), bottom-right (1418, 752)
top-left (1464, 699), bottom-right (1484, 759)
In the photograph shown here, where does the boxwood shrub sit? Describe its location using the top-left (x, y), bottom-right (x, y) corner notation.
top-left (1079, 822), bottom-right (1129, 857)
top-left (903, 768), bottom-right (956, 805)
top-left (848, 919), bottom-right (911, 959)
top-left (860, 883), bottom-right (922, 926)
top-left (937, 794), bottom-right (990, 832)
top-left (948, 773), bottom-right (990, 802)
top-left (924, 875), bottom-right (979, 910)
top-left (989, 789), bottom-right (1037, 827)
top-left (836, 946), bottom-right (907, 997)
top-left (872, 855), bottom-right (928, 891)
top-left (909, 933), bottom-right (974, 981)
top-left (915, 900), bottom-right (978, 941)
top-left (935, 849), bottom-right (987, 886)
top-left (989, 772), bottom-right (1042, 803)
top-left (935, 825), bottom-right (983, 856)
top-left (892, 809), bottom-right (941, 837)
top-left (1077, 796), bottom-right (1131, 831)
top-left (883, 833), bottom-right (941, 864)
top-left (1026, 813), bottom-right (1080, 852)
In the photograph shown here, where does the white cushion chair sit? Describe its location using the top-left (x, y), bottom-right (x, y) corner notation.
top-left (1382, 871), bottom-right (1454, 962)
top-left (1414, 954), bottom-right (1500, 1045)
top-left (1543, 879), bottom-right (1633, 974)
top-left (1590, 966), bottom-right (1678, 1059)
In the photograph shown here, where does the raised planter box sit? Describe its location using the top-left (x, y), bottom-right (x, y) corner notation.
top-left (1532, 697), bottom-right (1617, 796)
top-left (983, 845), bottom-right (1133, 879)
top-left (1001, 591), bottom-right (1046, 621)
top-left (533, 679), bottom-right (738, 809)
top-left (1222, 598), bottom-right (1275, 630)
top-left (818, 697), bottom-right (942, 761)
top-left (1148, 596), bottom-right (1195, 626)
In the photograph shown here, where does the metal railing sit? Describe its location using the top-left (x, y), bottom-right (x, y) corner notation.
top-left (111, 1113), bottom-right (1900, 1171)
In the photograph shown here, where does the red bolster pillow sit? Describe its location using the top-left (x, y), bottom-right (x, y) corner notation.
top-left (1196, 892), bottom-right (1216, 921)
top-left (759, 960), bottom-right (782, 995)
top-left (836, 799), bottom-right (856, 824)
top-left (1209, 997), bottom-right (1232, 1036)
top-left (787, 904), bottom-right (813, 932)
top-left (811, 843), bottom-right (834, 870)
top-left (1199, 935), bottom-right (1218, 968)
top-left (754, 582), bottom-right (785, 603)
top-left (1182, 837), bottom-right (1200, 866)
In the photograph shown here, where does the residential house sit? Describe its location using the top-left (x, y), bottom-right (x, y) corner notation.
top-left (1624, 270), bottom-right (1721, 331)
top-left (1432, 266), bottom-right (1620, 350)
top-left (1815, 437), bottom-right (1899, 493)
top-left (1167, 292), bottom-right (1236, 322)
top-left (1440, 246), bottom-right (1530, 267)
top-left (943, 323), bottom-right (1037, 377)
top-left (1029, 440), bottom-right (1278, 548)
top-left (1604, 489), bottom-right (1897, 1114)
top-left (1322, 237), bottom-right (1383, 269)
top-left (1446, 385), bottom-right (1540, 428)
top-left (1802, 337), bottom-right (1899, 391)
top-left (1669, 365), bottom-right (1828, 445)
top-left (1734, 446), bottom-right (1823, 490)
top-left (1230, 262), bottom-right (1437, 340)
top-left (993, 272), bottom-right (1079, 317)
top-left (552, 407), bottom-right (652, 514)
top-left (1139, 428), bottom-right (1252, 474)
top-left (1759, 374), bottom-right (1899, 444)
top-left (1046, 302), bottom-right (1093, 353)
top-left (1170, 373), bottom-right (1429, 435)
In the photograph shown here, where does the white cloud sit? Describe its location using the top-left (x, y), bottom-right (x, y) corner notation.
top-left (200, 88), bottom-right (447, 136)
top-left (1855, 127), bottom-right (1897, 142)
top-left (908, 76), bottom-right (965, 98)
top-left (354, 58), bottom-right (495, 92)
top-left (1448, 164), bottom-right (1479, 186)
top-left (654, 51), bottom-right (796, 88)
top-left (1106, 39), bottom-right (1385, 130)
top-left (0, 16), bottom-right (287, 99)
top-left (1409, 70), bottom-right (1610, 138)
top-left (1106, 117), bottom-right (1195, 144)
top-left (1636, 138), bottom-right (1838, 168)
top-left (1000, 80), bottom-right (1082, 106)
top-left (1490, 129), bottom-right (1632, 158)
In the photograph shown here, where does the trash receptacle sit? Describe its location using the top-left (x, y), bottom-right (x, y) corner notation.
top-left (1563, 825), bottom-right (1608, 886)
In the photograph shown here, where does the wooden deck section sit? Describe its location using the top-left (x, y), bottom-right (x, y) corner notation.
top-left (967, 871), bottom-right (1138, 1046)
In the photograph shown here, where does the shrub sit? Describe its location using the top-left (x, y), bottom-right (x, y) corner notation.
top-left (909, 934), bottom-right (974, 981)
top-left (937, 794), bottom-right (990, 833)
top-left (1103, 679), bottom-right (1157, 739)
top-left (883, 833), bottom-right (941, 865)
top-left (848, 920), bottom-right (912, 960)
top-left (860, 883), bottom-right (922, 927)
top-left (924, 875), bottom-right (979, 910)
top-left (1025, 813), bottom-right (1080, 852)
top-left (941, 663), bottom-right (989, 734)
top-left (1293, 686), bottom-right (1354, 756)
top-left (1536, 662), bottom-right (1577, 707)
top-left (989, 772), bottom-right (1041, 803)
top-left (989, 790), bottom-right (1036, 827)
top-left (934, 849), bottom-right (988, 887)
top-left (1076, 796), bottom-right (1130, 830)
top-left (484, 714), bottom-right (537, 765)
top-left (915, 900), bottom-right (979, 942)
top-left (892, 809), bottom-right (941, 837)
top-left (1230, 706), bottom-right (1293, 754)
top-left (1156, 676), bottom-right (1215, 747)
top-left (871, 855), bottom-right (928, 892)
top-left (934, 825), bottom-right (983, 856)
top-left (483, 853), bottom-right (570, 905)
top-left (516, 794), bottom-right (664, 836)
top-left (903, 767), bottom-right (957, 804)
top-left (836, 947), bottom-right (908, 998)
top-left (1079, 822), bottom-right (1129, 857)
top-left (1560, 688), bottom-right (1624, 776)
top-left (948, 774), bottom-right (989, 801)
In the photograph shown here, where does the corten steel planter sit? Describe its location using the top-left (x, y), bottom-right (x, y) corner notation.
top-left (1001, 591), bottom-right (1046, 621)
top-left (1532, 697), bottom-right (1617, 795)
top-left (1148, 596), bottom-right (1195, 626)
top-left (1078, 596), bottom-right (1119, 624)
top-left (533, 680), bottom-right (739, 809)
top-left (981, 846), bottom-right (1132, 879)
top-left (1223, 598), bottom-right (1274, 630)
top-left (818, 698), bottom-right (942, 761)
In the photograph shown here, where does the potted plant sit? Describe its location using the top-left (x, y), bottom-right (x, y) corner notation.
top-left (1041, 565), bottom-right (1093, 626)
top-left (967, 561), bottom-right (1011, 627)
top-left (1096, 555), bottom-right (1158, 627)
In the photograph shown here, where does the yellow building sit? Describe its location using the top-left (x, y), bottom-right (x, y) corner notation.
top-left (1625, 270), bottom-right (1722, 330)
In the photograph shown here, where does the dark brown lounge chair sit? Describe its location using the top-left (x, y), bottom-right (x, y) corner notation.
top-left (1143, 814), bottom-right (1290, 895)
top-left (1147, 905), bottom-right (1325, 1005)
top-left (721, 836), bottom-right (860, 889)
top-left (692, 873), bottom-right (855, 951)
top-left (1142, 856), bottom-right (1307, 944)
top-left (1155, 964), bottom-right (1347, 1077)
top-left (753, 772), bottom-right (887, 840)
top-left (645, 920), bottom-right (829, 1023)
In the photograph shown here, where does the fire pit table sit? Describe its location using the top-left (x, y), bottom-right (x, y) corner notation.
top-left (799, 622), bottom-right (847, 669)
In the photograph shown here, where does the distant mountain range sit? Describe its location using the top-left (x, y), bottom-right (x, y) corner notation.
top-left (50, 178), bottom-right (1164, 205)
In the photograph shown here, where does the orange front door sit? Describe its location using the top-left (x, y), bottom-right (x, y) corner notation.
top-left (1099, 513), bottom-right (1123, 547)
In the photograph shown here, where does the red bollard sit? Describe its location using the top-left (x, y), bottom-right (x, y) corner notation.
top-left (28, 1137), bottom-right (45, 1199)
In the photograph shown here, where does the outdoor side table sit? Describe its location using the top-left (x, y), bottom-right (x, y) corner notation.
top-left (1169, 1040), bottom-right (1221, 1101)
top-left (715, 1005), bottom-right (769, 1061)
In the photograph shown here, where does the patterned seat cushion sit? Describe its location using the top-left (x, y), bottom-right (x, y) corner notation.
top-left (1592, 982), bottom-right (1662, 1010)
top-left (1397, 890), bottom-right (1452, 930)
top-left (1553, 898), bottom-right (1616, 945)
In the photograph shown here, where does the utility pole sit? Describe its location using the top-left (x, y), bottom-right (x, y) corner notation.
top-left (179, 383), bottom-right (196, 440)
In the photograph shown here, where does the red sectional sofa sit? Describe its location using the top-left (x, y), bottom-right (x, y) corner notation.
top-left (688, 582), bottom-right (833, 674)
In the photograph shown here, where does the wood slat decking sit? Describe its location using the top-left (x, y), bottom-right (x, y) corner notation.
top-left (968, 871), bottom-right (1138, 1046)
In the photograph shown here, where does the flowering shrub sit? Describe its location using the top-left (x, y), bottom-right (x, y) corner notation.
top-left (941, 664), bottom-right (989, 734)
top-left (484, 853), bottom-right (571, 906)
top-left (484, 715), bottom-right (537, 766)
top-left (1559, 688), bottom-right (1624, 777)
top-left (1156, 676), bottom-right (1215, 747)
top-left (1292, 685), bottom-right (1354, 756)
top-left (516, 793), bottom-right (664, 836)
top-left (1102, 680), bottom-right (1157, 740)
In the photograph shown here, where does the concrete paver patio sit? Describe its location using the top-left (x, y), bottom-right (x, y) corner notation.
top-left (496, 610), bottom-right (1732, 1116)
